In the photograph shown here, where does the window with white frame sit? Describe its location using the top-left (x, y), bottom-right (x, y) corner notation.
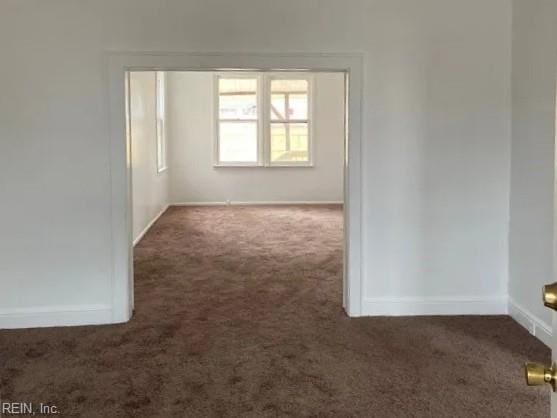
top-left (216, 77), bottom-right (259, 164)
top-left (156, 71), bottom-right (168, 172)
top-left (270, 78), bottom-right (310, 164)
top-left (216, 73), bottom-right (312, 167)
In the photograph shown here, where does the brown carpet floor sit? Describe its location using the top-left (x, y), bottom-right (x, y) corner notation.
top-left (0, 205), bottom-right (551, 417)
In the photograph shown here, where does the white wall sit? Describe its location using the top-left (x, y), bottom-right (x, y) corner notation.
top-left (129, 72), bottom-right (169, 244)
top-left (361, 1), bottom-right (511, 314)
top-left (508, 0), bottom-right (557, 346)
top-left (167, 72), bottom-right (344, 204)
top-left (0, 0), bottom-right (513, 327)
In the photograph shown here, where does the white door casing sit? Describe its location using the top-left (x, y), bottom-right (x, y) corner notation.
top-left (106, 52), bottom-right (365, 322)
top-left (549, 5), bottom-right (557, 412)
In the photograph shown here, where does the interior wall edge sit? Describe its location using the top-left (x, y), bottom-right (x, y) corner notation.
top-left (508, 296), bottom-right (552, 347)
top-left (133, 205), bottom-right (170, 246)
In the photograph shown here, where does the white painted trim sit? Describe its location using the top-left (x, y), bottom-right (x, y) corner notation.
top-left (361, 295), bottom-right (508, 317)
top-left (172, 201), bottom-right (343, 206)
top-left (107, 51), bottom-right (364, 321)
top-left (172, 202), bottom-right (229, 207)
top-left (508, 297), bottom-right (552, 347)
top-left (133, 205), bottom-right (169, 246)
top-left (0, 305), bottom-right (113, 329)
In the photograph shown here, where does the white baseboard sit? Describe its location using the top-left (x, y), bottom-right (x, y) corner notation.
top-left (133, 205), bottom-right (169, 246)
top-left (508, 297), bottom-right (552, 347)
top-left (172, 201), bottom-right (343, 206)
top-left (0, 305), bottom-right (113, 329)
top-left (362, 295), bottom-right (508, 316)
top-left (172, 202), bottom-right (227, 207)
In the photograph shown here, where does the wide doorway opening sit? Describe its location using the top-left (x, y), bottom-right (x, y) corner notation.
top-left (126, 69), bottom-right (348, 318)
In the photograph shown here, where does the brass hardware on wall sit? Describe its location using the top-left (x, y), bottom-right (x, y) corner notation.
top-left (542, 282), bottom-right (557, 310)
top-left (525, 363), bottom-right (557, 391)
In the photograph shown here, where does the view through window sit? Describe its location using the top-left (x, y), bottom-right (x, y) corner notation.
top-left (216, 73), bottom-right (312, 166)
top-left (270, 79), bottom-right (309, 163)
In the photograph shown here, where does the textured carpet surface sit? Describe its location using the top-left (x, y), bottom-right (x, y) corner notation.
top-left (0, 205), bottom-right (551, 417)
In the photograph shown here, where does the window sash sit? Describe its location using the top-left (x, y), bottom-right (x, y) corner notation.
top-left (267, 76), bottom-right (311, 166)
top-left (216, 75), bottom-right (262, 165)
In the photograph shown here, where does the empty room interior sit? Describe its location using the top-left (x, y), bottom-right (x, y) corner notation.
top-left (1, 1), bottom-right (557, 416)
top-left (129, 69), bottom-right (348, 344)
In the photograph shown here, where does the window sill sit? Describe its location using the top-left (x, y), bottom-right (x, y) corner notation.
top-left (213, 163), bottom-right (314, 168)
top-left (268, 164), bottom-right (314, 168)
top-left (213, 163), bottom-right (263, 168)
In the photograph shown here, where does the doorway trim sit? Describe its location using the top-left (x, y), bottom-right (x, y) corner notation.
top-left (106, 51), bottom-right (364, 322)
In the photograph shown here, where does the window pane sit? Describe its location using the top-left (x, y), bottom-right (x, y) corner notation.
top-left (270, 123), bottom-right (309, 163)
top-left (270, 124), bottom-right (287, 159)
top-left (157, 119), bottom-right (166, 167)
top-left (288, 93), bottom-right (308, 119)
top-left (219, 78), bottom-right (257, 120)
top-left (270, 79), bottom-right (308, 121)
top-left (155, 72), bottom-right (167, 171)
top-left (270, 94), bottom-right (286, 120)
top-left (219, 122), bottom-right (258, 163)
top-left (156, 72), bottom-right (166, 119)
